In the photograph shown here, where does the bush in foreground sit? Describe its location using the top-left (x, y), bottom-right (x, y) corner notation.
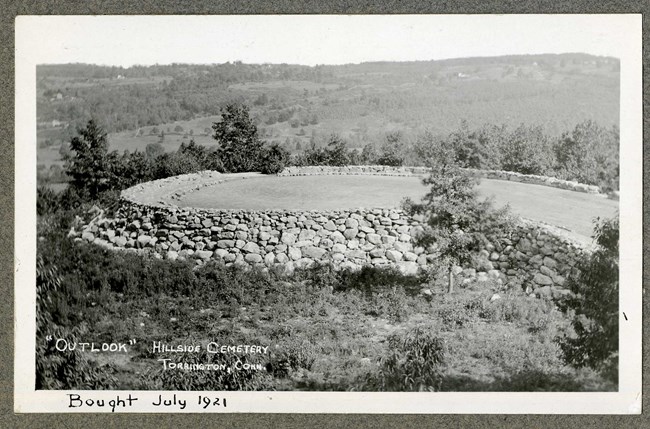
top-left (363, 328), bottom-right (445, 391)
top-left (557, 216), bottom-right (619, 384)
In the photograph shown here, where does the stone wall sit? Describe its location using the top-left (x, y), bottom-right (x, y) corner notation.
top-left (72, 168), bottom-right (591, 298)
top-left (280, 165), bottom-right (602, 194)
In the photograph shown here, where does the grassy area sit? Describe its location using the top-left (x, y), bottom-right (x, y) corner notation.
top-left (177, 175), bottom-right (427, 210)
top-left (36, 234), bottom-right (614, 392)
top-left (175, 175), bottom-right (618, 242)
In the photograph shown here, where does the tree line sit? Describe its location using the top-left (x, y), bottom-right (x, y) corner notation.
top-left (297, 120), bottom-right (619, 192)
top-left (43, 102), bottom-right (618, 216)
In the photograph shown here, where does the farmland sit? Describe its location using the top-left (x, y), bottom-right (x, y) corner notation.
top-left (36, 54), bottom-right (619, 175)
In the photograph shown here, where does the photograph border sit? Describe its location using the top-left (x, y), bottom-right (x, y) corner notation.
top-left (3, 1), bottom-right (648, 427)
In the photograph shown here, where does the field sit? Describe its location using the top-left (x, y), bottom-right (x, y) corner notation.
top-left (36, 54), bottom-right (620, 173)
top-left (175, 175), bottom-right (618, 244)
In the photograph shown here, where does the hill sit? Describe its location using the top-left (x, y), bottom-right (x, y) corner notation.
top-left (36, 53), bottom-right (619, 171)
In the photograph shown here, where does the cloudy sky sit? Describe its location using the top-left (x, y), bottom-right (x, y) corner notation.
top-left (16, 14), bottom-right (639, 66)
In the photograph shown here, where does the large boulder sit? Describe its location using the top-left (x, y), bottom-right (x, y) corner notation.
top-left (281, 232), bottom-right (297, 245)
top-left (298, 229), bottom-right (317, 241)
top-left (245, 253), bottom-right (263, 264)
top-left (331, 243), bottom-right (347, 253)
top-left (381, 235), bottom-right (396, 245)
top-left (137, 235), bottom-right (153, 248)
top-left (217, 240), bottom-right (236, 248)
top-left (343, 228), bottom-right (359, 240)
top-left (264, 252), bottom-right (276, 265)
top-left (288, 247), bottom-right (302, 261)
top-left (397, 261), bottom-right (419, 275)
top-left (195, 250), bottom-right (213, 260)
top-left (302, 246), bottom-right (327, 259)
top-left (385, 250), bottom-right (403, 262)
top-left (242, 242), bottom-right (261, 254)
top-left (258, 231), bottom-right (271, 241)
top-left (275, 253), bottom-right (289, 264)
top-left (81, 231), bottom-right (95, 242)
top-left (329, 231), bottom-right (346, 244)
top-left (366, 233), bottom-right (382, 245)
top-left (533, 273), bottom-right (554, 286)
top-left (345, 218), bottom-right (359, 229)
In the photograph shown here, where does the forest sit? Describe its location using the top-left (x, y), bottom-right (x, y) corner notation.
top-left (36, 53), bottom-right (619, 176)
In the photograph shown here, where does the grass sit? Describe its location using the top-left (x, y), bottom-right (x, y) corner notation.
top-left (478, 179), bottom-right (619, 240)
top-left (178, 175), bottom-right (427, 210)
top-left (175, 174), bottom-right (618, 243)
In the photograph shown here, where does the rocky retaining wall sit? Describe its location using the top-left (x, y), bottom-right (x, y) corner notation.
top-left (279, 165), bottom-right (602, 194)
top-left (73, 170), bottom-right (589, 298)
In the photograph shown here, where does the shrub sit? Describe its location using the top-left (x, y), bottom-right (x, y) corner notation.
top-left (36, 255), bottom-right (117, 389)
top-left (553, 121), bottom-right (619, 191)
top-left (557, 216), bottom-right (619, 383)
top-left (269, 337), bottom-right (317, 377)
top-left (36, 325), bottom-right (118, 390)
top-left (37, 186), bottom-right (61, 216)
top-left (292, 134), bottom-right (355, 167)
top-left (369, 328), bottom-right (445, 391)
top-left (259, 143), bottom-right (290, 174)
top-left (367, 287), bottom-right (411, 323)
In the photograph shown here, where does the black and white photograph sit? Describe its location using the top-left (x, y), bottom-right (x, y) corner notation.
top-left (14, 14), bottom-right (642, 413)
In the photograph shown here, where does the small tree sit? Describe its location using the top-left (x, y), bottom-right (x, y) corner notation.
top-left (212, 104), bottom-right (265, 173)
top-left (557, 216), bottom-right (619, 383)
top-left (145, 142), bottom-right (164, 160)
top-left (404, 145), bottom-right (513, 292)
top-left (63, 119), bottom-right (115, 200)
top-left (260, 143), bottom-right (290, 174)
top-left (377, 131), bottom-right (404, 166)
top-left (360, 143), bottom-right (379, 165)
top-left (553, 120), bottom-right (619, 191)
top-left (324, 134), bottom-right (350, 166)
top-left (178, 140), bottom-right (211, 167)
top-left (501, 124), bottom-right (553, 175)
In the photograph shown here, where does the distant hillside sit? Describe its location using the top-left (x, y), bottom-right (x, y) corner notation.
top-left (37, 53), bottom-right (619, 165)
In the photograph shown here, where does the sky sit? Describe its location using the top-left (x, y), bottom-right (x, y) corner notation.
top-left (15, 14), bottom-right (639, 67)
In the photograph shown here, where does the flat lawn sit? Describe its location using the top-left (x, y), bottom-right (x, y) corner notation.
top-left (176, 175), bottom-right (618, 243)
top-left (477, 179), bottom-right (619, 240)
top-left (178, 175), bottom-right (427, 211)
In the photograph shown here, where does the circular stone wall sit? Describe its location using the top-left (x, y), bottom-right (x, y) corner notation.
top-left (122, 168), bottom-right (617, 243)
top-left (74, 166), bottom-right (612, 297)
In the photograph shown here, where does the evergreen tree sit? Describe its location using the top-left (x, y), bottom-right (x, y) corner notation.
top-left (63, 120), bottom-right (115, 199)
top-left (404, 145), bottom-right (513, 292)
top-left (212, 104), bottom-right (264, 173)
top-left (324, 134), bottom-right (350, 166)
